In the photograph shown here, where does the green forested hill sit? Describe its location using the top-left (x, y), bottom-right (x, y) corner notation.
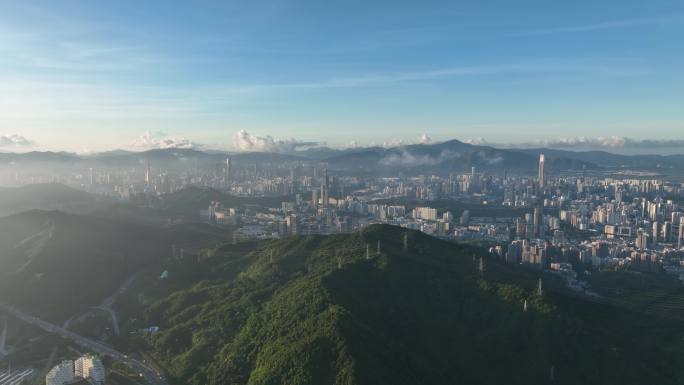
top-left (0, 183), bottom-right (108, 216)
top-left (132, 225), bottom-right (684, 385)
top-left (0, 210), bottom-right (230, 322)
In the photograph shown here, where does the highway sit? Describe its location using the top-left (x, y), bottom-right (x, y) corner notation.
top-left (0, 303), bottom-right (168, 385)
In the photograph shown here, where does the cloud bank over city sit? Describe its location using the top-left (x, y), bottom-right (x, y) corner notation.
top-left (225, 131), bottom-right (684, 155)
top-left (2, 128), bottom-right (683, 155)
top-left (130, 131), bottom-right (198, 150)
top-left (0, 134), bottom-right (34, 148)
top-left (232, 129), bottom-right (321, 153)
top-left (464, 136), bottom-right (684, 153)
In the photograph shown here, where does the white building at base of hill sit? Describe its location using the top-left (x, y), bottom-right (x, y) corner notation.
top-left (75, 355), bottom-right (106, 385)
top-left (46, 360), bottom-right (74, 385)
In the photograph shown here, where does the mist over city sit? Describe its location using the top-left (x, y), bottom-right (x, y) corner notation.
top-left (1, 1), bottom-right (684, 385)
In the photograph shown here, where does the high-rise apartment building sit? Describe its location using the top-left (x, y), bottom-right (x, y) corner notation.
top-left (534, 207), bottom-right (543, 237)
top-left (413, 207), bottom-right (438, 221)
top-left (46, 361), bottom-right (74, 385)
top-left (225, 157), bottom-right (232, 184)
top-left (538, 154), bottom-right (545, 189)
top-left (75, 355), bottom-right (106, 385)
top-left (311, 189), bottom-right (319, 211)
top-left (679, 217), bottom-right (684, 249)
top-left (320, 184), bottom-right (328, 208)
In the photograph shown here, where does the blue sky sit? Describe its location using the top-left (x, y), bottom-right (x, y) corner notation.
top-left (0, 0), bottom-right (682, 152)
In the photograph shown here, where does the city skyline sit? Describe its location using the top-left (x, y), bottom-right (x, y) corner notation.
top-left (3, 2), bottom-right (684, 384)
top-left (0, 0), bottom-right (683, 152)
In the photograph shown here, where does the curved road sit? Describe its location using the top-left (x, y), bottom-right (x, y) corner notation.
top-left (0, 303), bottom-right (167, 385)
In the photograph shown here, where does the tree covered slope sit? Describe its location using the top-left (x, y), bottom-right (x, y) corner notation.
top-left (0, 210), bottom-right (229, 322)
top-left (136, 225), bottom-right (684, 385)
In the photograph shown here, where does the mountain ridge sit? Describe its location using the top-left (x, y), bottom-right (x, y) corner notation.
top-left (116, 224), bottom-right (684, 385)
top-left (1, 140), bottom-right (682, 173)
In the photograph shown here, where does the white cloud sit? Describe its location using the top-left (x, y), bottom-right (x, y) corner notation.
top-left (530, 136), bottom-right (627, 148)
top-left (232, 129), bottom-right (320, 152)
top-left (0, 134), bottom-right (33, 147)
top-left (416, 133), bottom-right (432, 144)
top-left (382, 139), bottom-right (405, 148)
top-left (520, 136), bottom-right (684, 149)
top-left (131, 131), bottom-right (198, 150)
top-left (463, 138), bottom-right (488, 145)
top-left (468, 136), bottom-right (684, 154)
top-left (380, 149), bottom-right (461, 166)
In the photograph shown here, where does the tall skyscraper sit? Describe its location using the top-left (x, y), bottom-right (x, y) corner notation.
top-left (679, 218), bottom-right (684, 249)
top-left (636, 229), bottom-right (649, 251)
top-left (311, 189), bottom-right (319, 211)
top-left (321, 184), bottom-right (328, 208)
top-left (533, 207), bottom-right (543, 237)
top-left (145, 160), bottom-right (151, 187)
top-left (286, 214), bottom-right (299, 235)
top-left (538, 154), bottom-right (545, 189)
top-left (225, 157), bottom-right (232, 183)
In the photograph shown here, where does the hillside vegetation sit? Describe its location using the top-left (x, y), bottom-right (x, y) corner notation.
top-left (0, 210), bottom-right (229, 322)
top-left (129, 225), bottom-right (684, 385)
top-left (0, 183), bottom-right (108, 216)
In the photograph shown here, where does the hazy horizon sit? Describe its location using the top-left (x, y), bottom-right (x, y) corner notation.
top-left (0, 131), bottom-right (683, 156)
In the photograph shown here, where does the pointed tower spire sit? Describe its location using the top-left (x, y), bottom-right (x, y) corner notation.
top-left (538, 278), bottom-right (543, 297)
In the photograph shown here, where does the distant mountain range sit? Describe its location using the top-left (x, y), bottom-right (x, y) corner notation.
top-left (1, 140), bottom-right (683, 174)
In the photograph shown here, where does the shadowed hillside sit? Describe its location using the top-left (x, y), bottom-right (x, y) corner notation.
top-left (0, 210), bottom-right (230, 322)
top-left (0, 183), bottom-right (110, 216)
